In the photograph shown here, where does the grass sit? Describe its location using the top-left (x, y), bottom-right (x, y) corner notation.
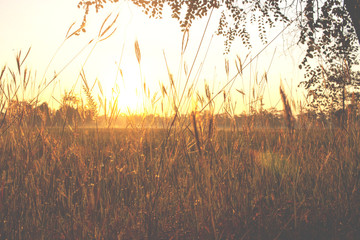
top-left (0, 15), bottom-right (359, 239)
top-left (0, 123), bottom-right (359, 239)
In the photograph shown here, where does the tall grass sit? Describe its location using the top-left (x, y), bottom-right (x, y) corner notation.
top-left (0, 15), bottom-right (360, 240)
top-left (1, 116), bottom-right (359, 239)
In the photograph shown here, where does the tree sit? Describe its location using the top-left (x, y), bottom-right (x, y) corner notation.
top-left (344, 0), bottom-right (360, 44)
top-left (34, 102), bottom-right (51, 126)
top-left (6, 100), bottom-right (32, 125)
top-left (299, 1), bottom-right (360, 115)
top-left (54, 91), bottom-right (82, 126)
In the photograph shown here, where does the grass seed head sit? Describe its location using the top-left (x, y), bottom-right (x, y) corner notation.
top-left (280, 85), bottom-right (294, 131)
top-left (191, 111), bottom-right (202, 156)
top-left (135, 39), bottom-right (141, 65)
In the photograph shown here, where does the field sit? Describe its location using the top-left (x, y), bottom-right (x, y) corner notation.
top-left (0, 19), bottom-right (359, 239)
top-left (0, 121), bottom-right (359, 239)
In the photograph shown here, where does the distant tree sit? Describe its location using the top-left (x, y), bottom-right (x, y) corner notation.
top-left (34, 102), bottom-right (51, 126)
top-left (5, 100), bottom-right (52, 127)
top-left (54, 106), bottom-right (82, 127)
top-left (6, 100), bottom-right (32, 125)
top-left (54, 92), bottom-right (82, 126)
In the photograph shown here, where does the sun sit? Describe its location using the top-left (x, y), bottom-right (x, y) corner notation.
top-left (116, 86), bottom-right (143, 114)
top-left (98, 63), bottom-right (145, 115)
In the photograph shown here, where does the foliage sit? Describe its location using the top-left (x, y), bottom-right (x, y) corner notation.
top-left (78, 0), bottom-right (290, 52)
top-left (78, 1), bottom-right (360, 51)
top-left (298, 1), bottom-right (360, 114)
top-left (301, 62), bottom-right (360, 113)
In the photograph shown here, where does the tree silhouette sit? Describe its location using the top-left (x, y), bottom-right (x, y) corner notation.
top-left (344, 0), bottom-right (360, 44)
top-left (53, 92), bottom-right (82, 127)
top-left (299, 1), bottom-right (360, 116)
top-left (6, 100), bottom-right (32, 125)
top-left (34, 102), bottom-right (51, 126)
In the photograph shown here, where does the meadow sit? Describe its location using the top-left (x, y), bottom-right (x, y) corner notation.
top-left (0, 117), bottom-right (359, 239)
top-left (0, 20), bottom-right (359, 239)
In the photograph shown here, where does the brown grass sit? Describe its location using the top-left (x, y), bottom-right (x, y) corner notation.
top-left (0, 21), bottom-right (359, 239)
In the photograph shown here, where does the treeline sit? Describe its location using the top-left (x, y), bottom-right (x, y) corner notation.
top-left (1, 100), bottom-right (93, 128)
top-left (0, 100), bottom-right (359, 129)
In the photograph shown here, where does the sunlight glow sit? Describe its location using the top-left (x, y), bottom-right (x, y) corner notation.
top-left (0, 0), bottom-right (306, 116)
top-left (98, 62), bottom-right (145, 114)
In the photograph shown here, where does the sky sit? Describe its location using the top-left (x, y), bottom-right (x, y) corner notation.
top-left (0, 0), bottom-right (306, 115)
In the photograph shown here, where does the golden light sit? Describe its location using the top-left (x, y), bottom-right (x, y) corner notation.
top-left (98, 62), bottom-right (145, 115)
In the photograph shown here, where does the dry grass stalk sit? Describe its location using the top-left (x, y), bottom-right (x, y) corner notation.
top-left (280, 85), bottom-right (294, 131)
top-left (98, 13), bottom-right (118, 42)
top-left (191, 111), bottom-right (202, 156)
top-left (207, 112), bottom-right (214, 141)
